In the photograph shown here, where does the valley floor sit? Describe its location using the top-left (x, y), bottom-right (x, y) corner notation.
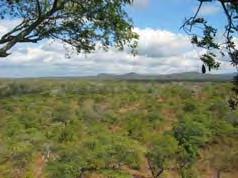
top-left (0, 80), bottom-right (237, 178)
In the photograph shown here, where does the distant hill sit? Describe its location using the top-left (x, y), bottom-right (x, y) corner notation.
top-left (96, 72), bottom-right (237, 81)
top-left (1, 72), bottom-right (236, 81)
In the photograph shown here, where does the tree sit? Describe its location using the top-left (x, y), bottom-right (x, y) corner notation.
top-left (146, 135), bottom-right (178, 178)
top-left (208, 146), bottom-right (238, 178)
top-left (47, 134), bottom-right (142, 178)
top-left (183, 0), bottom-right (238, 108)
top-left (0, 0), bottom-right (138, 57)
top-left (173, 117), bottom-right (212, 177)
top-left (182, 0), bottom-right (238, 71)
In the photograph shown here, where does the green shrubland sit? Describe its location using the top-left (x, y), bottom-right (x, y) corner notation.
top-left (0, 80), bottom-right (237, 178)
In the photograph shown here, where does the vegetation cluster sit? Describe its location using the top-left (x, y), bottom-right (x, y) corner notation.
top-left (0, 80), bottom-right (237, 178)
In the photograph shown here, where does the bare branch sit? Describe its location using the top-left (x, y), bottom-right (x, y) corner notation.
top-left (36, 0), bottom-right (42, 16)
top-left (189, 1), bottom-right (203, 31)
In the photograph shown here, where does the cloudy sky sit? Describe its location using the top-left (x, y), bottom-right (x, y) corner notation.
top-left (0, 0), bottom-right (235, 77)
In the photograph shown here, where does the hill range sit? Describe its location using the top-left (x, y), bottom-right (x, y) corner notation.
top-left (0, 72), bottom-right (236, 82)
top-left (95, 72), bottom-right (236, 82)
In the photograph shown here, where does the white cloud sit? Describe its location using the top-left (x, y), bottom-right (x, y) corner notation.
top-left (133, 0), bottom-right (149, 9)
top-left (135, 28), bottom-right (192, 57)
top-left (0, 21), bottom-right (235, 77)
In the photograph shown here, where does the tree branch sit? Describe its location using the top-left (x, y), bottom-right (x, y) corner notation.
top-left (0, 20), bottom-right (27, 43)
top-left (219, 0), bottom-right (235, 40)
top-left (0, 0), bottom-right (63, 57)
top-left (36, 0), bottom-right (42, 16)
top-left (190, 1), bottom-right (203, 31)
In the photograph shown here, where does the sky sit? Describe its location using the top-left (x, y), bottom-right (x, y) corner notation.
top-left (0, 0), bottom-right (235, 77)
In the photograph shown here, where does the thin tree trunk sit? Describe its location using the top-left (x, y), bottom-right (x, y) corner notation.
top-left (216, 170), bottom-right (221, 178)
top-left (213, 170), bottom-right (221, 178)
top-left (155, 168), bottom-right (164, 178)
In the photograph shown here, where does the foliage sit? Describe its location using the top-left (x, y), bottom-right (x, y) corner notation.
top-left (146, 134), bottom-right (178, 178)
top-left (47, 134), bottom-right (142, 178)
top-left (0, 0), bottom-right (137, 57)
top-left (173, 116), bottom-right (212, 176)
top-left (0, 80), bottom-right (237, 177)
top-left (183, 0), bottom-right (238, 71)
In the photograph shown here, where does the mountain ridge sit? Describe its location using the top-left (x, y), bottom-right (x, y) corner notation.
top-left (0, 72), bottom-right (236, 81)
top-left (96, 72), bottom-right (237, 81)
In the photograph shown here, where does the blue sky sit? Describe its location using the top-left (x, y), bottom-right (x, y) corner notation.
top-left (129, 0), bottom-right (226, 32)
top-left (0, 0), bottom-right (235, 77)
top-left (130, 0), bottom-right (198, 31)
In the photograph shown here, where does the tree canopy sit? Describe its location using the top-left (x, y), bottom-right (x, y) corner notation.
top-left (0, 0), bottom-right (137, 57)
top-left (183, 0), bottom-right (238, 108)
top-left (183, 0), bottom-right (238, 72)
top-left (1, 0), bottom-right (238, 67)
